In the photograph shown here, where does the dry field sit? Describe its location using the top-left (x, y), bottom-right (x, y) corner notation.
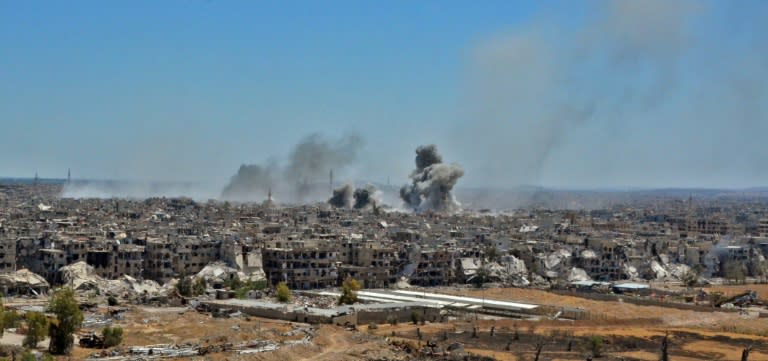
top-left (50, 286), bottom-right (768, 360)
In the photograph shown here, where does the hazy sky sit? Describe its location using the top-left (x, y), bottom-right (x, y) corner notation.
top-left (1, 0), bottom-right (766, 190)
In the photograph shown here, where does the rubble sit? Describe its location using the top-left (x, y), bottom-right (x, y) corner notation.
top-left (0, 182), bottom-right (767, 310)
top-left (566, 268), bottom-right (591, 282)
top-left (0, 268), bottom-right (49, 295)
top-left (60, 261), bottom-right (104, 290)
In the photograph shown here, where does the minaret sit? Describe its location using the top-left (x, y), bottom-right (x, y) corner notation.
top-left (67, 168), bottom-right (71, 183)
top-left (330, 169), bottom-right (334, 194)
top-left (34, 171), bottom-right (38, 186)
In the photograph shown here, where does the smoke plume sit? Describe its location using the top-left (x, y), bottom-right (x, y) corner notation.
top-left (222, 133), bottom-right (364, 202)
top-left (353, 184), bottom-right (380, 209)
top-left (328, 183), bottom-right (354, 209)
top-left (400, 145), bottom-right (464, 213)
top-left (459, 0), bottom-right (768, 190)
top-left (328, 183), bottom-right (381, 210)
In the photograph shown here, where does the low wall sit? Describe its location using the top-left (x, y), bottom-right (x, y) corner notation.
top-left (356, 306), bottom-right (441, 325)
top-left (550, 289), bottom-right (740, 313)
top-left (201, 301), bottom-right (334, 324)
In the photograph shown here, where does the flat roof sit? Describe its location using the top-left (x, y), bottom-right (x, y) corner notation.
top-left (204, 299), bottom-right (339, 317)
top-left (612, 283), bottom-right (650, 289)
top-left (393, 290), bottom-right (539, 310)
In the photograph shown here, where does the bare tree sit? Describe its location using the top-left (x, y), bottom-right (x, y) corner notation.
top-left (741, 345), bottom-right (752, 361)
top-left (534, 340), bottom-right (545, 361)
top-left (660, 331), bottom-right (669, 361)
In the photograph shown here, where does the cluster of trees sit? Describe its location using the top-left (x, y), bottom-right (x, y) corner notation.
top-left (1, 288), bottom-right (122, 357)
top-left (176, 275), bottom-right (207, 297)
top-left (0, 300), bottom-right (22, 337)
top-left (224, 276), bottom-right (268, 299)
top-left (177, 275), bottom-right (269, 299)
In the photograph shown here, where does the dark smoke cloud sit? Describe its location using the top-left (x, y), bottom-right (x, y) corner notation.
top-left (222, 133), bottom-right (364, 202)
top-left (353, 184), bottom-right (379, 209)
top-left (328, 183), bottom-right (354, 209)
top-left (414, 144), bottom-right (443, 171)
top-left (401, 145), bottom-right (464, 213)
top-left (328, 183), bottom-right (381, 210)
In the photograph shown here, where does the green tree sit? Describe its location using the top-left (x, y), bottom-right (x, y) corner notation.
top-left (176, 275), bottom-right (193, 297)
top-left (23, 312), bottom-right (49, 348)
top-left (276, 282), bottom-right (292, 303)
top-left (3, 310), bottom-right (21, 329)
top-left (193, 277), bottom-right (207, 296)
top-left (102, 326), bottom-right (124, 348)
top-left (48, 288), bottom-right (83, 355)
top-left (338, 277), bottom-right (362, 305)
top-left (233, 279), bottom-right (267, 299)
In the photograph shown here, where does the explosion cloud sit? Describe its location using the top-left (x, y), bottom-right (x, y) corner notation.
top-left (328, 183), bottom-right (354, 209)
top-left (400, 145), bottom-right (464, 213)
top-left (328, 183), bottom-right (380, 210)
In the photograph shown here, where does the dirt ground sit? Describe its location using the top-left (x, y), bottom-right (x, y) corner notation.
top-left (442, 286), bottom-right (768, 334)
top-left (18, 286), bottom-right (768, 360)
top-left (704, 283), bottom-right (768, 299)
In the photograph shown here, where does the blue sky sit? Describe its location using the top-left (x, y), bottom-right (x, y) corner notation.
top-left (1, 0), bottom-right (766, 190)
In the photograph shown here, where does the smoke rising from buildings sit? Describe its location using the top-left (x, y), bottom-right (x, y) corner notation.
top-left (459, 0), bottom-right (768, 190)
top-left (352, 184), bottom-right (380, 209)
top-left (401, 145), bottom-right (464, 213)
top-left (328, 183), bottom-right (354, 209)
top-left (222, 133), bottom-right (364, 202)
top-left (328, 183), bottom-right (381, 210)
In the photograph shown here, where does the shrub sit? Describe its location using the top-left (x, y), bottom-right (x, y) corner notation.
top-left (3, 310), bottom-right (21, 329)
top-left (223, 275), bottom-right (242, 290)
top-left (589, 335), bottom-right (603, 358)
top-left (234, 279), bottom-right (268, 299)
top-left (102, 326), bottom-right (124, 348)
top-left (387, 315), bottom-right (398, 325)
top-left (411, 311), bottom-right (422, 325)
top-left (193, 277), bottom-right (207, 296)
top-left (107, 296), bottom-right (119, 306)
top-left (276, 282), bottom-right (292, 303)
top-left (19, 350), bottom-right (36, 361)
